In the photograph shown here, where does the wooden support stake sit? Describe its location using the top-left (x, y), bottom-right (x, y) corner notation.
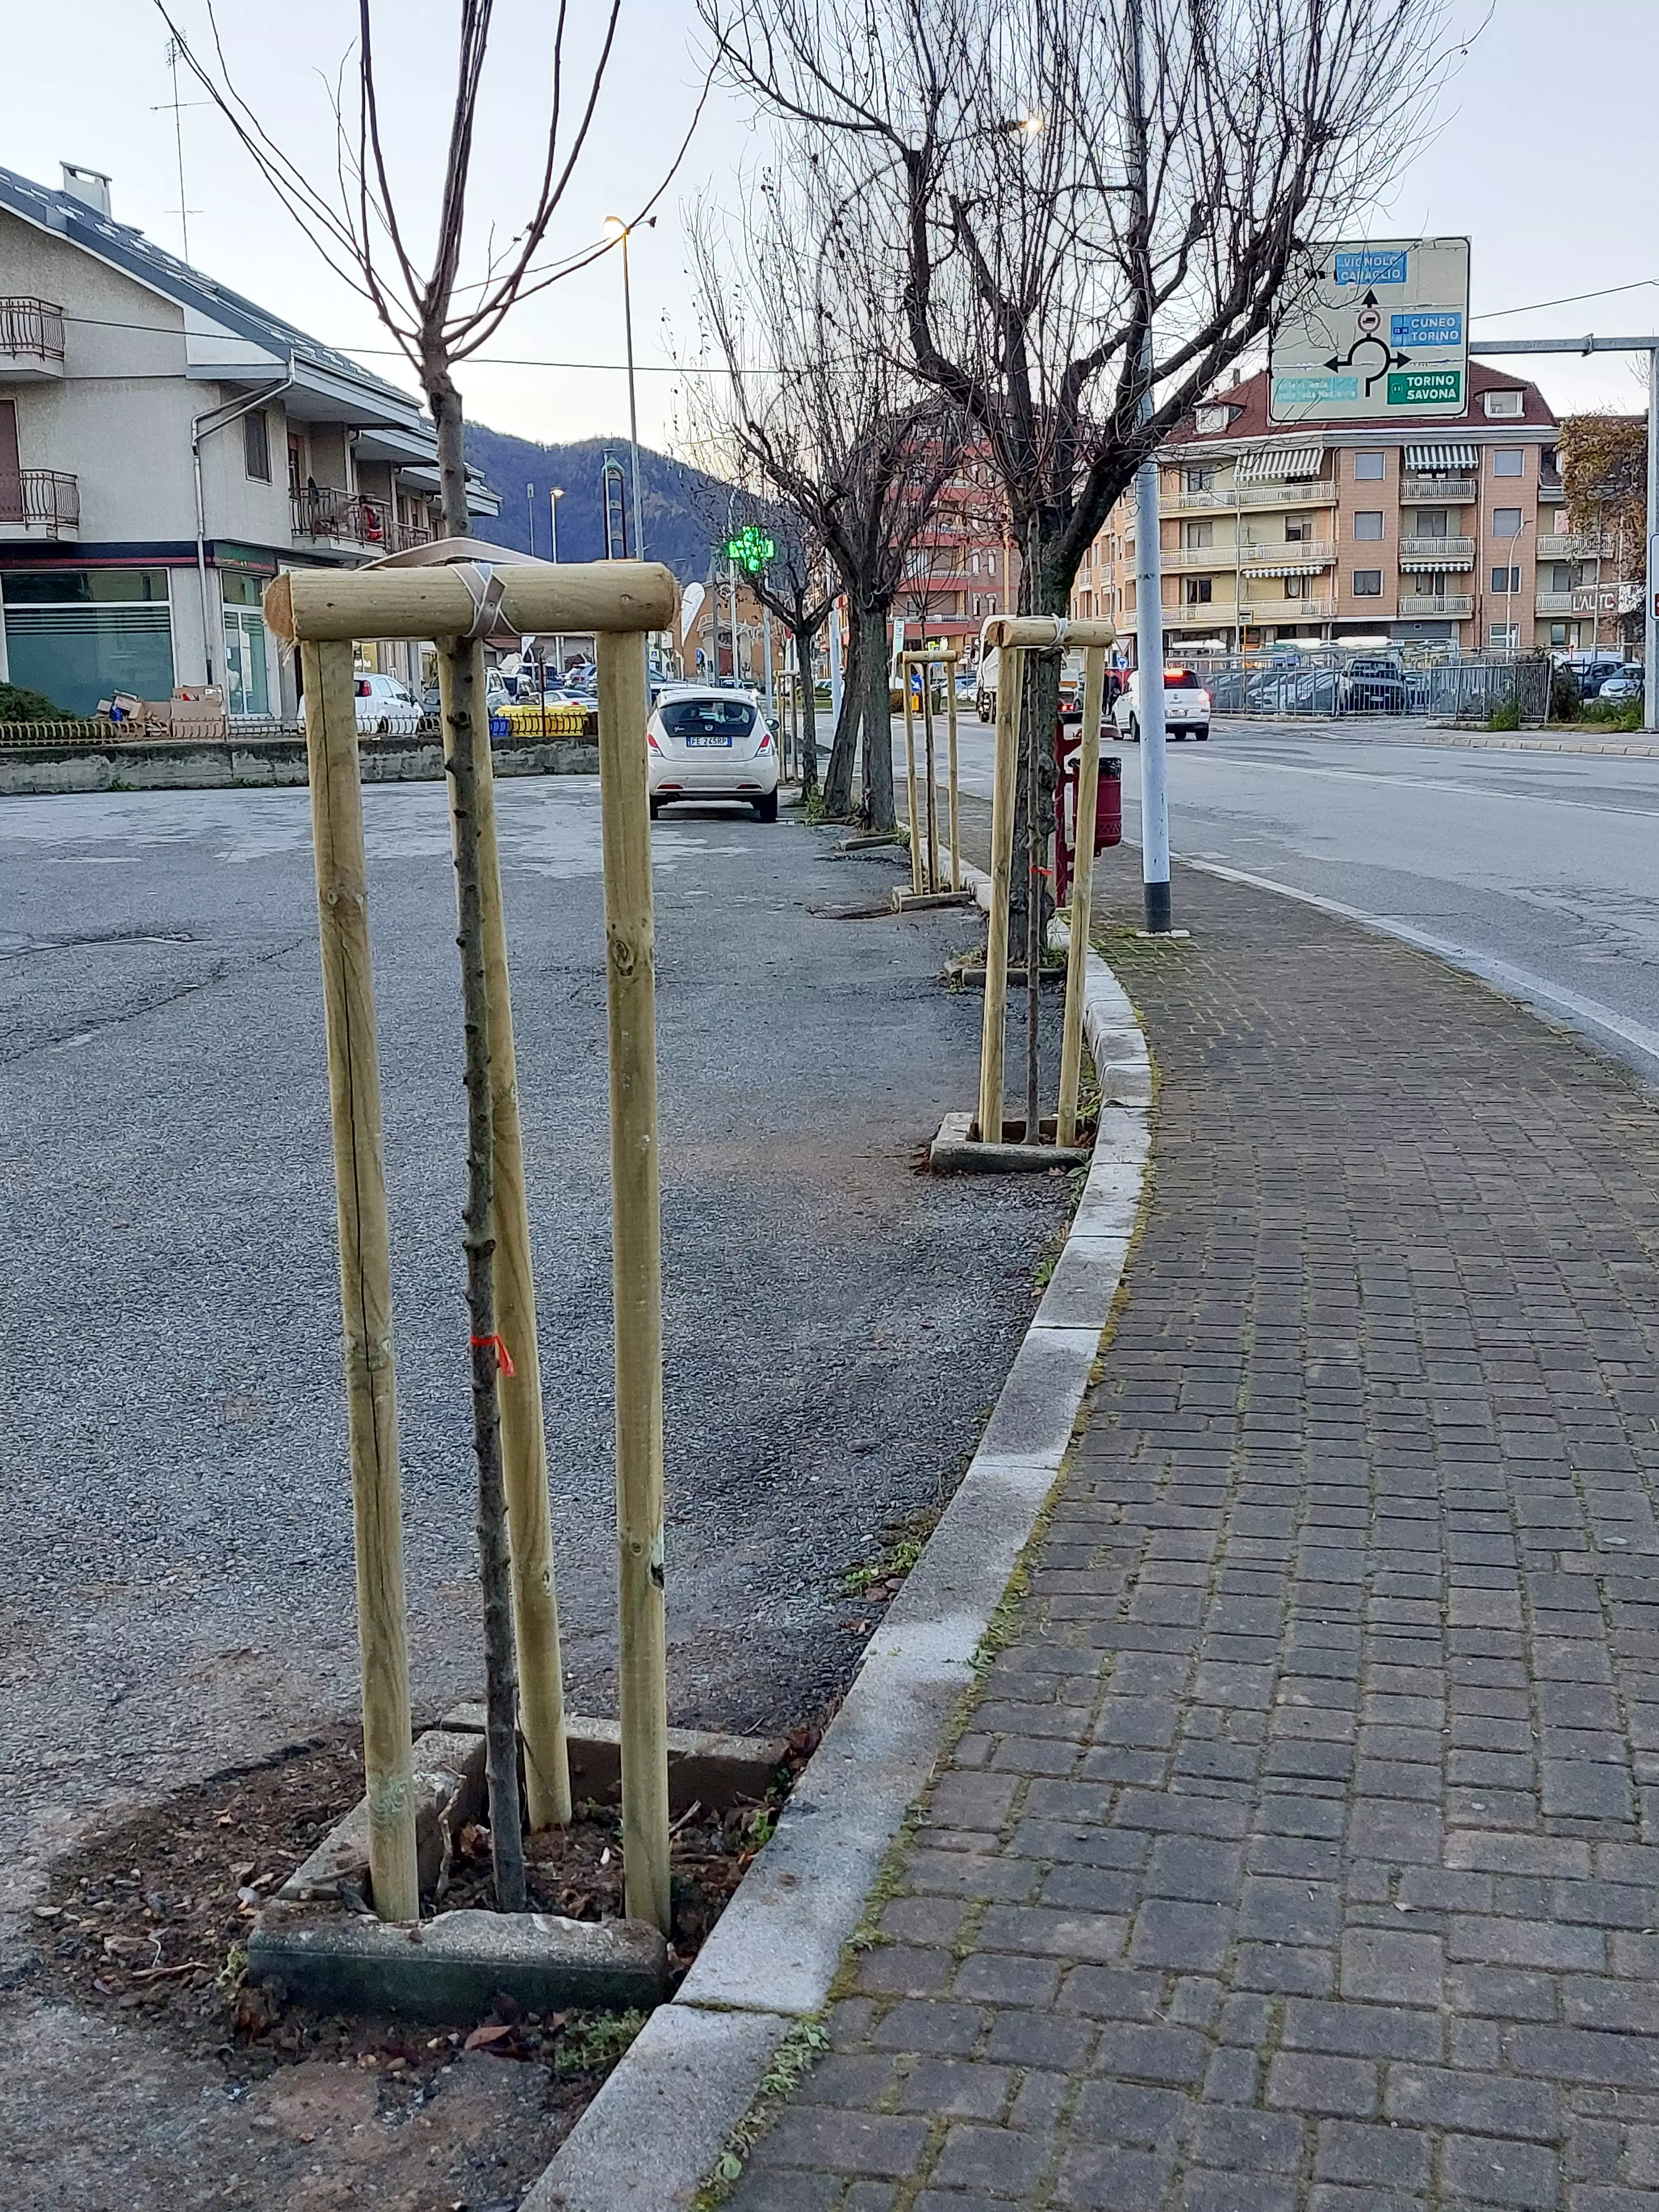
top-left (596, 629), bottom-right (672, 1936)
top-left (946, 671), bottom-right (961, 894)
top-left (301, 638), bottom-right (420, 1924)
top-left (901, 674), bottom-right (922, 896)
top-left (448, 639), bottom-right (572, 1830)
top-left (1058, 645), bottom-right (1107, 1148)
top-left (922, 671), bottom-right (940, 895)
top-left (978, 647), bottom-right (1022, 1145)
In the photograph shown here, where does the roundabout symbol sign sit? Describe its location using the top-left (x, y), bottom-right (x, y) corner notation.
top-left (1270, 237), bottom-right (1470, 423)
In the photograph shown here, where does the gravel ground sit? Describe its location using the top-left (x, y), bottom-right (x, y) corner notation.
top-left (0, 778), bottom-right (1070, 2209)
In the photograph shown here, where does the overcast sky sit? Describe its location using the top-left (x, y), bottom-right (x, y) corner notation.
top-left (7, 0), bottom-right (1657, 484)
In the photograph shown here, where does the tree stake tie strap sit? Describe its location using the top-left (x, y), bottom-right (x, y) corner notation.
top-left (454, 562), bottom-right (508, 641)
top-left (470, 1334), bottom-right (517, 1377)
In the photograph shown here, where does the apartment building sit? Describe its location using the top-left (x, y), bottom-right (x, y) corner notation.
top-left (1071, 361), bottom-right (1599, 657)
top-left (896, 461), bottom-right (1018, 658)
top-left (0, 160), bottom-right (497, 718)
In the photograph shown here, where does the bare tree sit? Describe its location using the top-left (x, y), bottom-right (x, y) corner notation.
top-left (686, 166), bottom-right (963, 826)
top-left (708, 0), bottom-right (1456, 1111)
top-left (161, 0), bottom-right (700, 1912)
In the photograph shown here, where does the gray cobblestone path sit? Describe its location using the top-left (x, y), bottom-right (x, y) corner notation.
top-left (730, 860), bottom-right (1659, 2212)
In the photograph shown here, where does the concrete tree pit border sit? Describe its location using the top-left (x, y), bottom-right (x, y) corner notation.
top-left (248, 1712), bottom-right (788, 2021)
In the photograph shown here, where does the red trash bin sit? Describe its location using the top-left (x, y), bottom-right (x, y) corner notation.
top-left (1053, 722), bottom-right (1122, 907)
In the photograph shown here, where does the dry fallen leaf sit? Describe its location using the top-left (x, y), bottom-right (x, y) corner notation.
top-left (463, 2023), bottom-right (512, 2052)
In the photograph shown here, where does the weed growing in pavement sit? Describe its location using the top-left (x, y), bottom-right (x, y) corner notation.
top-left (1487, 694), bottom-right (1522, 731)
top-left (551, 2009), bottom-right (647, 2079)
top-left (802, 786), bottom-right (828, 823)
top-left (694, 2017), bottom-right (832, 2207)
top-left (842, 1535), bottom-right (926, 1594)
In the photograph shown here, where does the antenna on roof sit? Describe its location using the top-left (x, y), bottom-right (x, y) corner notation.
top-left (152, 37), bottom-right (205, 261)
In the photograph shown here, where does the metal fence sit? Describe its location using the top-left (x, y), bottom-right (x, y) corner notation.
top-left (1179, 648), bottom-right (1552, 724)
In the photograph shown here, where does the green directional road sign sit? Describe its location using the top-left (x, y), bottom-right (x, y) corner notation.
top-left (724, 526), bottom-right (776, 574)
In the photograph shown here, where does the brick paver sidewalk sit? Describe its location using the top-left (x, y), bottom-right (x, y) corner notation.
top-left (730, 859), bottom-right (1659, 2212)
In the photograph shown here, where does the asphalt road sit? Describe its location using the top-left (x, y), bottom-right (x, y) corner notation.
top-left (903, 710), bottom-right (1659, 1087)
top-left (0, 781), bottom-right (1069, 1874)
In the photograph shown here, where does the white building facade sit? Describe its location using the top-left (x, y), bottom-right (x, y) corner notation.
top-left (0, 161), bottom-right (496, 718)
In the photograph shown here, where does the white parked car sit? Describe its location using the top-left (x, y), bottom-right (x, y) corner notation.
top-left (647, 686), bottom-right (779, 820)
top-left (1111, 665), bottom-right (1211, 742)
top-left (301, 671), bottom-right (422, 735)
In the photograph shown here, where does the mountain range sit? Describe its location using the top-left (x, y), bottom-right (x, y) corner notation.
top-left (465, 424), bottom-right (739, 583)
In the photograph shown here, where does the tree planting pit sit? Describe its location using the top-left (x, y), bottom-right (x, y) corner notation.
top-left (249, 1714), bottom-right (794, 2023)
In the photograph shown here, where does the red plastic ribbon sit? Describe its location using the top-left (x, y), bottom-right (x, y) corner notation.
top-left (469, 1333), bottom-right (516, 1378)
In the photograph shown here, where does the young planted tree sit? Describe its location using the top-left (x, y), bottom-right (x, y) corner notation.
top-left (163, 0), bottom-right (698, 1911)
top-left (687, 168), bottom-right (963, 827)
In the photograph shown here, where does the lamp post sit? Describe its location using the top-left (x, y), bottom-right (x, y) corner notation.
top-left (526, 479), bottom-right (537, 560)
top-left (603, 217), bottom-right (647, 562)
top-left (549, 487), bottom-right (564, 671)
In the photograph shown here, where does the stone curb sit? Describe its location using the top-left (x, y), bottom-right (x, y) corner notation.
top-left (522, 876), bottom-right (1151, 2212)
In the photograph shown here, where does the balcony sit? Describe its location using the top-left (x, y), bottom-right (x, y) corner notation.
top-left (1399, 536), bottom-right (1475, 567)
top-left (1535, 591), bottom-right (1578, 615)
top-left (1398, 593), bottom-right (1473, 618)
top-left (291, 487), bottom-right (434, 554)
top-left (1402, 474), bottom-right (1476, 502)
top-left (1167, 480), bottom-right (1337, 513)
top-left (0, 468), bottom-right (79, 537)
top-left (1536, 532), bottom-right (1614, 560)
top-left (1239, 542), bottom-right (1334, 570)
top-left (0, 296), bottom-right (66, 379)
top-left (1240, 593), bottom-right (1336, 622)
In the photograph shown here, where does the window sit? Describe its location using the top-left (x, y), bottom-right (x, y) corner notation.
top-left (1549, 623), bottom-right (1568, 646)
top-left (1185, 467), bottom-right (1216, 493)
top-left (1183, 577), bottom-right (1213, 604)
top-left (1491, 566), bottom-right (1522, 594)
top-left (243, 409), bottom-right (270, 482)
top-left (1492, 449), bottom-right (1525, 477)
top-left (1195, 405), bottom-right (1232, 434)
top-left (1414, 510), bottom-right (1449, 539)
top-left (660, 696), bottom-right (757, 739)
top-left (1353, 511), bottom-right (1384, 541)
top-left (1183, 520), bottom-right (1214, 548)
top-left (0, 568), bottom-right (175, 715)
top-left (1493, 508), bottom-right (1523, 538)
top-left (1283, 576), bottom-right (1306, 600)
top-left (1489, 623), bottom-right (1518, 648)
top-left (1484, 390), bottom-right (1524, 418)
top-left (1285, 517), bottom-right (1309, 543)
top-left (1551, 564), bottom-right (1579, 594)
top-left (1352, 570), bottom-right (1383, 596)
top-left (1353, 450), bottom-right (1387, 480)
top-left (985, 551), bottom-right (996, 576)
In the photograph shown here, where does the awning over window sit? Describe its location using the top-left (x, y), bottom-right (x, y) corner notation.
top-left (1404, 442), bottom-right (1478, 470)
top-left (1398, 547), bottom-right (1475, 572)
top-left (1247, 562), bottom-right (1327, 577)
top-left (1234, 444), bottom-right (1325, 483)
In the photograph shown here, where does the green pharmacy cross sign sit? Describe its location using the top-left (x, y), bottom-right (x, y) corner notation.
top-left (724, 527), bottom-right (775, 574)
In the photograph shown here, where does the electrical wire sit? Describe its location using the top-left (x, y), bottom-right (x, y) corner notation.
top-left (1471, 277), bottom-right (1659, 323)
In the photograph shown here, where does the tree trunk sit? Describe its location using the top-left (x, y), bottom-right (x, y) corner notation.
top-left (793, 619), bottom-right (819, 798)
top-left (858, 605), bottom-right (896, 831)
top-left (429, 360), bottom-right (527, 1910)
top-left (821, 611), bottom-right (864, 817)
top-left (430, 370), bottom-right (472, 542)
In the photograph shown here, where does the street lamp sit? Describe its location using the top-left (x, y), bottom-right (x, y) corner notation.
top-left (602, 215), bottom-right (651, 562)
top-left (548, 487), bottom-right (564, 672)
top-left (526, 478), bottom-right (536, 559)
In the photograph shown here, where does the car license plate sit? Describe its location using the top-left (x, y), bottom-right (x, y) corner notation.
top-left (685, 735), bottom-right (732, 748)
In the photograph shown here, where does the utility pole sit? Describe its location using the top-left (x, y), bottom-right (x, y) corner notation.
top-left (1128, 0), bottom-right (1172, 932)
top-left (526, 480), bottom-right (537, 560)
top-left (603, 217), bottom-right (647, 562)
